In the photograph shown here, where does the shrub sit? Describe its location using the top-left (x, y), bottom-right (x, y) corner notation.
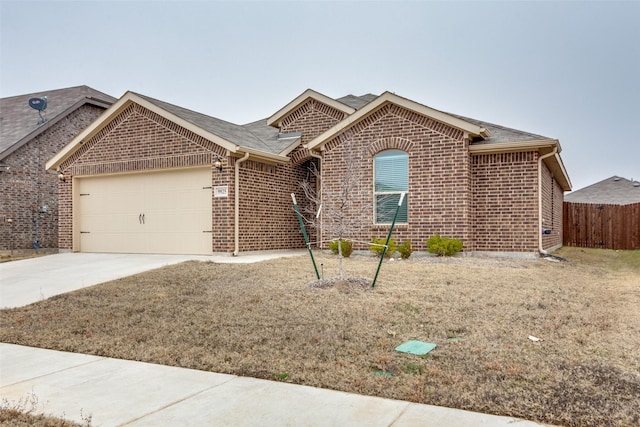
top-left (426, 235), bottom-right (463, 256)
top-left (369, 237), bottom-right (396, 258)
top-left (397, 240), bottom-right (413, 259)
top-left (328, 239), bottom-right (353, 257)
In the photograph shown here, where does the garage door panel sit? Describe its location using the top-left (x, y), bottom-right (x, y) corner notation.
top-left (77, 168), bottom-right (212, 255)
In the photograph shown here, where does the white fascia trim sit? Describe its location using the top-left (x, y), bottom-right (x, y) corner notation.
top-left (304, 92), bottom-right (487, 151)
top-left (238, 146), bottom-right (290, 164)
top-left (468, 139), bottom-right (559, 154)
top-left (267, 89), bottom-right (356, 127)
top-left (276, 137), bottom-right (303, 157)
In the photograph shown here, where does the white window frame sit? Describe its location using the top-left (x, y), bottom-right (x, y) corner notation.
top-left (373, 150), bottom-right (408, 225)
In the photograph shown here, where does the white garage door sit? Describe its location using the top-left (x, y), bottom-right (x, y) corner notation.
top-left (77, 168), bottom-right (212, 254)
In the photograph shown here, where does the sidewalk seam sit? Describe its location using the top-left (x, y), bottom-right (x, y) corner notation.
top-left (116, 374), bottom-right (239, 426)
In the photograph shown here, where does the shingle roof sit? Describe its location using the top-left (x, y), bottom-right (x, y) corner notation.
top-left (334, 94), bottom-right (552, 145)
top-left (565, 176), bottom-right (640, 205)
top-left (0, 85), bottom-right (115, 160)
top-left (337, 94), bottom-right (377, 110)
top-left (134, 93), bottom-right (285, 155)
top-left (451, 114), bottom-right (551, 144)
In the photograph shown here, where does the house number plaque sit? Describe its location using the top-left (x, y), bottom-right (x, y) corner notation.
top-left (214, 186), bottom-right (228, 198)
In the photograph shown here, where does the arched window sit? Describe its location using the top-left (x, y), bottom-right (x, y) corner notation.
top-left (374, 150), bottom-right (408, 224)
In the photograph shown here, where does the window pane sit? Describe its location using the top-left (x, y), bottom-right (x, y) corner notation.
top-left (376, 194), bottom-right (408, 223)
top-left (375, 151), bottom-right (408, 192)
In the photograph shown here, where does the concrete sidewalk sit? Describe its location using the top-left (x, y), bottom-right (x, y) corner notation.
top-left (0, 343), bottom-right (549, 426)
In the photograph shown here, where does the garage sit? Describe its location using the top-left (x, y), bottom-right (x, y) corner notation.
top-left (75, 167), bottom-right (212, 254)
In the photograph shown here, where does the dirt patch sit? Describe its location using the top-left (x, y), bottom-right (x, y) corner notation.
top-left (1, 247), bottom-right (638, 427)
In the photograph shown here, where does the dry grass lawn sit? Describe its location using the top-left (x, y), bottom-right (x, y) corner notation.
top-left (1, 247), bottom-right (639, 427)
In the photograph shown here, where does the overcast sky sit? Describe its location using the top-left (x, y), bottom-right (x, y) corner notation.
top-left (1, 0), bottom-right (638, 191)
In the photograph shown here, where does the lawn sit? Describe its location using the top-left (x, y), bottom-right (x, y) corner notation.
top-left (1, 247), bottom-right (639, 427)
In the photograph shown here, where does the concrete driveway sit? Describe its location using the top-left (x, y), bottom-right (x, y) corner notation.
top-left (0, 250), bottom-right (305, 308)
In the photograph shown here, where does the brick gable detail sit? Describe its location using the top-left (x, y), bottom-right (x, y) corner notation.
top-left (319, 105), bottom-right (471, 251)
top-left (63, 104), bottom-right (225, 175)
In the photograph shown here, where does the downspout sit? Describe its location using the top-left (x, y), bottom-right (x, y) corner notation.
top-left (233, 152), bottom-right (250, 256)
top-left (538, 147), bottom-right (558, 255)
top-left (309, 150), bottom-right (322, 248)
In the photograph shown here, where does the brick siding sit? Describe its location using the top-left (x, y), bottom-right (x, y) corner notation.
top-left (541, 161), bottom-right (564, 250)
top-left (312, 104), bottom-right (471, 252)
top-left (59, 103), bottom-right (308, 253)
top-left (0, 105), bottom-right (105, 250)
top-left (471, 152), bottom-right (539, 253)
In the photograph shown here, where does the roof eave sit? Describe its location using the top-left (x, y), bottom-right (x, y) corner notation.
top-left (469, 139), bottom-right (571, 191)
top-left (237, 146), bottom-right (290, 164)
top-left (267, 89), bottom-right (355, 128)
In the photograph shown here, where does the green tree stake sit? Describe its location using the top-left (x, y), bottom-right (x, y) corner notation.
top-left (372, 192), bottom-right (405, 288)
top-left (292, 193), bottom-right (320, 279)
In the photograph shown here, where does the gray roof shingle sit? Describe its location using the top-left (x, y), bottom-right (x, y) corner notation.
top-left (0, 85), bottom-right (116, 160)
top-left (565, 176), bottom-right (640, 205)
top-left (134, 93), bottom-right (284, 155)
top-left (337, 94), bottom-right (377, 110)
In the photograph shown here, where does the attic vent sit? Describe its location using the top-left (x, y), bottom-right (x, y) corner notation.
top-left (613, 177), bottom-right (620, 181)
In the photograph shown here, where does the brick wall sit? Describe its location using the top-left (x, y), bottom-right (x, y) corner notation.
top-left (317, 104), bottom-right (470, 252)
top-left (279, 99), bottom-right (347, 145)
top-left (0, 105), bottom-right (105, 250)
top-left (236, 160), bottom-right (308, 252)
top-left (541, 161), bottom-right (563, 250)
top-left (471, 151), bottom-right (539, 253)
top-left (59, 103), bottom-right (308, 253)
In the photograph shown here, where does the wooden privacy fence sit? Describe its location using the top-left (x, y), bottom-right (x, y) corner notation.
top-left (563, 202), bottom-right (640, 250)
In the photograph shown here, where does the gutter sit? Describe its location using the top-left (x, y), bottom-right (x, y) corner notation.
top-left (538, 147), bottom-right (558, 255)
top-left (233, 152), bottom-right (250, 256)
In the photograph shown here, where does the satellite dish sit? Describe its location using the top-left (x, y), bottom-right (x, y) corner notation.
top-left (28, 97), bottom-right (48, 111)
top-left (28, 96), bottom-right (48, 124)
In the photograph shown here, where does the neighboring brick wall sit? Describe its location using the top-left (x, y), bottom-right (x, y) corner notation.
top-left (319, 104), bottom-right (470, 252)
top-left (471, 151), bottom-right (539, 253)
top-left (0, 105), bottom-right (105, 250)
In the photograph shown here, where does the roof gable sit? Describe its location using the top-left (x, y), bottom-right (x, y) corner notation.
top-left (565, 176), bottom-right (640, 205)
top-left (0, 85), bottom-right (115, 160)
top-left (304, 91), bottom-right (490, 151)
top-left (267, 89), bottom-right (355, 127)
top-left (47, 92), bottom-right (292, 170)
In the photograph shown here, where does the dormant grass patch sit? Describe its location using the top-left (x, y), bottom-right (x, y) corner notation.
top-left (1, 247), bottom-right (638, 427)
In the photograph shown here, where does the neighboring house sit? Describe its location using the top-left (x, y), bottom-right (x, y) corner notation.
top-left (564, 176), bottom-right (640, 249)
top-left (0, 86), bottom-right (116, 251)
top-left (564, 176), bottom-right (640, 205)
top-left (46, 89), bottom-right (571, 256)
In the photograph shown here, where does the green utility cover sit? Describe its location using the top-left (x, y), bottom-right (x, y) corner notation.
top-left (395, 340), bottom-right (437, 355)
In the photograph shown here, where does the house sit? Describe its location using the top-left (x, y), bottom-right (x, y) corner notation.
top-left (46, 89), bottom-right (571, 256)
top-left (0, 86), bottom-right (116, 251)
top-left (565, 176), bottom-right (640, 205)
top-left (563, 176), bottom-right (640, 249)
